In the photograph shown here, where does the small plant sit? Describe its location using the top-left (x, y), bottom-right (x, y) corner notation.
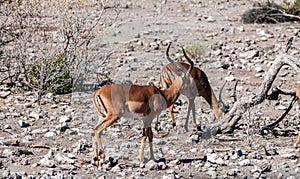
top-left (284, 0), bottom-right (300, 9)
top-left (28, 54), bottom-right (73, 95)
top-left (177, 42), bottom-right (205, 59)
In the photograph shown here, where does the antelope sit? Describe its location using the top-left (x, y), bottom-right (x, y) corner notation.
top-left (92, 42), bottom-right (194, 167)
top-left (294, 85), bottom-right (300, 147)
top-left (157, 47), bottom-right (229, 132)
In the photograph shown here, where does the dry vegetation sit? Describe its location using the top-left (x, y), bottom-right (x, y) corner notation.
top-left (2, 0), bottom-right (300, 178)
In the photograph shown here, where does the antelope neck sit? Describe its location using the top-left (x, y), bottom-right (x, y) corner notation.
top-left (210, 92), bottom-right (224, 118)
top-left (160, 76), bottom-right (182, 108)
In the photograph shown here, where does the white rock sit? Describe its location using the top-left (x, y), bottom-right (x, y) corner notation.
top-left (2, 149), bottom-right (13, 157)
top-left (28, 111), bottom-right (39, 120)
top-left (238, 159), bottom-right (251, 166)
top-left (276, 105), bottom-right (287, 110)
top-left (254, 66), bottom-right (264, 73)
top-left (0, 91), bottom-right (11, 98)
top-left (55, 153), bottom-right (75, 164)
top-left (39, 157), bottom-right (56, 168)
top-left (237, 26), bottom-right (245, 32)
top-left (44, 131), bottom-right (57, 137)
top-left (145, 160), bottom-right (157, 170)
top-left (110, 165), bottom-right (121, 173)
top-left (67, 153), bottom-right (76, 159)
top-left (207, 153), bottom-right (218, 163)
top-left (239, 50), bottom-right (258, 59)
top-left (158, 162), bottom-right (167, 170)
top-left (60, 115), bottom-right (71, 123)
top-left (206, 16), bottom-right (216, 22)
top-left (45, 149), bottom-right (54, 158)
top-left (18, 120), bottom-right (30, 128)
top-left (31, 128), bottom-right (49, 134)
top-left (51, 104), bottom-right (58, 109)
top-left (0, 112), bottom-right (5, 120)
top-left (190, 148), bottom-right (198, 153)
top-left (225, 75), bottom-right (235, 82)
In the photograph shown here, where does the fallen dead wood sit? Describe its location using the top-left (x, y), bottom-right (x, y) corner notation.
top-left (260, 95), bottom-right (298, 132)
top-left (0, 139), bottom-right (50, 149)
top-left (0, 139), bottom-right (20, 146)
top-left (242, 1), bottom-right (300, 23)
top-left (201, 37), bottom-right (300, 138)
top-left (30, 144), bottom-right (51, 149)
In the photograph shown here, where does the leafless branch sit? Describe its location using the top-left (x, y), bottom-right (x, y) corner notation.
top-left (261, 95), bottom-right (298, 132)
top-left (202, 51), bottom-right (300, 136)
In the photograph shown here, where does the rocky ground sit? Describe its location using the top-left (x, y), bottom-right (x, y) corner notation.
top-left (2, 0), bottom-right (300, 178)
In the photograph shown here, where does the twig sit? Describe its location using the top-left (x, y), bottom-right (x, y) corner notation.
top-left (285, 36), bottom-right (294, 53)
top-left (267, 87), bottom-right (295, 100)
top-left (99, 49), bottom-right (115, 66)
top-left (30, 144), bottom-right (51, 149)
top-left (260, 95), bottom-right (298, 131)
top-left (258, 161), bottom-right (273, 177)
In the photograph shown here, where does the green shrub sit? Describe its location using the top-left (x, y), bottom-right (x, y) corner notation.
top-left (28, 54), bottom-right (73, 94)
top-left (177, 42), bottom-right (205, 58)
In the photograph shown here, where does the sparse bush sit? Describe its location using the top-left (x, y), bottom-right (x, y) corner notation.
top-left (283, 0), bottom-right (300, 9)
top-left (0, 0), bottom-right (119, 101)
top-left (177, 42), bottom-right (205, 60)
top-left (242, 0), bottom-right (300, 23)
top-left (28, 54), bottom-right (72, 94)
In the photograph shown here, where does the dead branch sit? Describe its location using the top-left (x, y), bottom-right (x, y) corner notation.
top-left (241, 2), bottom-right (300, 24)
top-left (267, 87), bottom-right (295, 100)
top-left (202, 52), bottom-right (300, 137)
top-left (261, 95), bottom-right (297, 132)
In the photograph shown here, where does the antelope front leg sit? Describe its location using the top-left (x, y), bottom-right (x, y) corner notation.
top-left (139, 128), bottom-right (148, 163)
top-left (154, 115), bottom-right (160, 133)
top-left (190, 99), bottom-right (197, 128)
top-left (185, 99), bottom-right (197, 132)
top-left (92, 133), bottom-right (99, 167)
top-left (92, 129), bottom-right (106, 168)
top-left (147, 127), bottom-right (155, 160)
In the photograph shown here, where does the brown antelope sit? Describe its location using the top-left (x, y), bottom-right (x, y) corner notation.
top-left (92, 42), bottom-right (194, 167)
top-left (158, 47), bottom-right (228, 132)
top-left (294, 85), bottom-right (300, 147)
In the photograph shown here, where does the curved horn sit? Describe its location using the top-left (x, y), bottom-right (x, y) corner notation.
top-left (232, 80), bottom-right (239, 102)
top-left (166, 42), bottom-right (184, 72)
top-left (166, 42), bottom-right (174, 64)
top-left (219, 81), bottom-right (230, 113)
top-left (180, 45), bottom-right (194, 76)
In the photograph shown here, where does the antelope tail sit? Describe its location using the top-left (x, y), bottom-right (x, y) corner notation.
top-left (94, 94), bottom-right (107, 117)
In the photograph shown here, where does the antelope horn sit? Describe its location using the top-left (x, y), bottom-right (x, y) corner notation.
top-left (219, 81), bottom-right (230, 113)
top-left (179, 44), bottom-right (194, 77)
top-left (232, 80), bottom-right (239, 102)
top-left (166, 42), bottom-right (184, 73)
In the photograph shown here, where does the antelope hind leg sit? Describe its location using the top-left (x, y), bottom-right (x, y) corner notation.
top-left (294, 130), bottom-right (300, 147)
top-left (168, 104), bottom-right (177, 130)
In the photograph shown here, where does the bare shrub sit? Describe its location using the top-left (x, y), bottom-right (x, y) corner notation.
top-left (0, 0), bottom-right (119, 100)
top-left (241, 1), bottom-right (300, 23)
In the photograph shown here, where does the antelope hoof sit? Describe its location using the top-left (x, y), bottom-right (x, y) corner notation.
top-left (139, 162), bottom-right (145, 168)
top-left (193, 123), bottom-right (197, 128)
top-left (94, 158), bottom-right (99, 168)
top-left (154, 122), bottom-right (160, 133)
top-left (184, 125), bottom-right (189, 132)
top-left (294, 143), bottom-right (298, 148)
top-left (172, 123), bottom-right (177, 131)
